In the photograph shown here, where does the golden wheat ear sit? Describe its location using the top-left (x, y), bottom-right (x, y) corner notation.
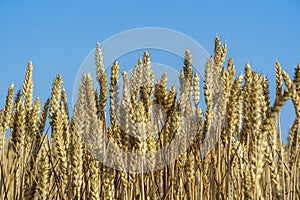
top-left (22, 61), bottom-right (34, 114)
top-left (214, 35), bottom-right (227, 69)
top-left (0, 84), bottom-right (14, 152)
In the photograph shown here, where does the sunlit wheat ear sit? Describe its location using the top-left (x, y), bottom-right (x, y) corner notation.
top-left (61, 88), bottom-right (69, 117)
top-left (275, 62), bottom-right (283, 99)
top-left (214, 35), bottom-right (221, 67)
top-left (39, 98), bottom-right (50, 134)
top-left (155, 72), bottom-right (167, 108)
top-left (271, 83), bottom-right (294, 115)
top-left (193, 73), bottom-right (200, 108)
top-left (293, 64), bottom-right (300, 94)
top-left (95, 42), bottom-right (108, 124)
top-left (241, 64), bottom-right (252, 145)
top-left (3, 84), bottom-right (14, 129)
top-left (186, 150), bottom-right (195, 199)
top-left (220, 43), bottom-right (227, 67)
top-left (95, 42), bottom-right (105, 82)
top-left (183, 49), bottom-right (193, 86)
top-left (250, 72), bottom-right (262, 138)
top-left (23, 96), bottom-right (40, 172)
top-left (249, 72), bottom-right (264, 198)
top-left (49, 74), bottom-right (63, 127)
top-left (226, 75), bottom-right (243, 137)
top-left (214, 35), bottom-right (227, 68)
top-left (29, 97), bottom-right (41, 156)
top-left (85, 74), bottom-right (105, 154)
top-left (260, 77), bottom-right (271, 129)
top-left (10, 93), bottom-right (25, 154)
top-left (22, 61), bottom-right (34, 114)
top-left (263, 85), bottom-right (294, 198)
top-left (8, 93), bottom-right (25, 198)
top-left (140, 52), bottom-right (154, 121)
top-left (202, 59), bottom-right (215, 140)
top-left (243, 162), bottom-right (252, 199)
top-left (119, 71), bottom-right (130, 133)
top-left (165, 85), bottom-right (176, 115)
top-left (129, 58), bottom-right (142, 94)
top-left (89, 159), bottom-right (100, 200)
top-left (109, 60), bottom-right (120, 125)
top-left (282, 69), bottom-right (292, 88)
top-left (0, 84), bottom-right (14, 151)
top-left (71, 76), bottom-right (87, 199)
top-left (53, 108), bottom-right (68, 197)
top-left (73, 73), bottom-right (104, 199)
top-left (142, 50), bottom-right (154, 85)
top-left (292, 65), bottom-right (300, 119)
top-left (34, 141), bottom-right (49, 200)
top-left (223, 58), bottom-right (235, 99)
top-left (28, 98), bottom-right (41, 140)
top-left (70, 124), bottom-right (83, 199)
top-left (119, 71), bottom-right (134, 180)
top-left (202, 153), bottom-right (211, 199)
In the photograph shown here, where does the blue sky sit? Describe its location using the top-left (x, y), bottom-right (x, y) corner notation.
top-left (0, 0), bottom-right (299, 140)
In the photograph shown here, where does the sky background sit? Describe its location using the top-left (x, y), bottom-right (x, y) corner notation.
top-left (0, 0), bottom-right (299, 140)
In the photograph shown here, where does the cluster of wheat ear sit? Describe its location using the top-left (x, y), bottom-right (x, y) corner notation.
top-left (0, 37), bottom-right (300, 200)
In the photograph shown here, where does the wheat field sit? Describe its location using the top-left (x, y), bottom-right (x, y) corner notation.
top-left (0, 37), bottom-right (299, 199)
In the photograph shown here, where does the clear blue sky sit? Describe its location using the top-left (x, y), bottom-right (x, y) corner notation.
top-left (0, 0), bottom-right (299, 140)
